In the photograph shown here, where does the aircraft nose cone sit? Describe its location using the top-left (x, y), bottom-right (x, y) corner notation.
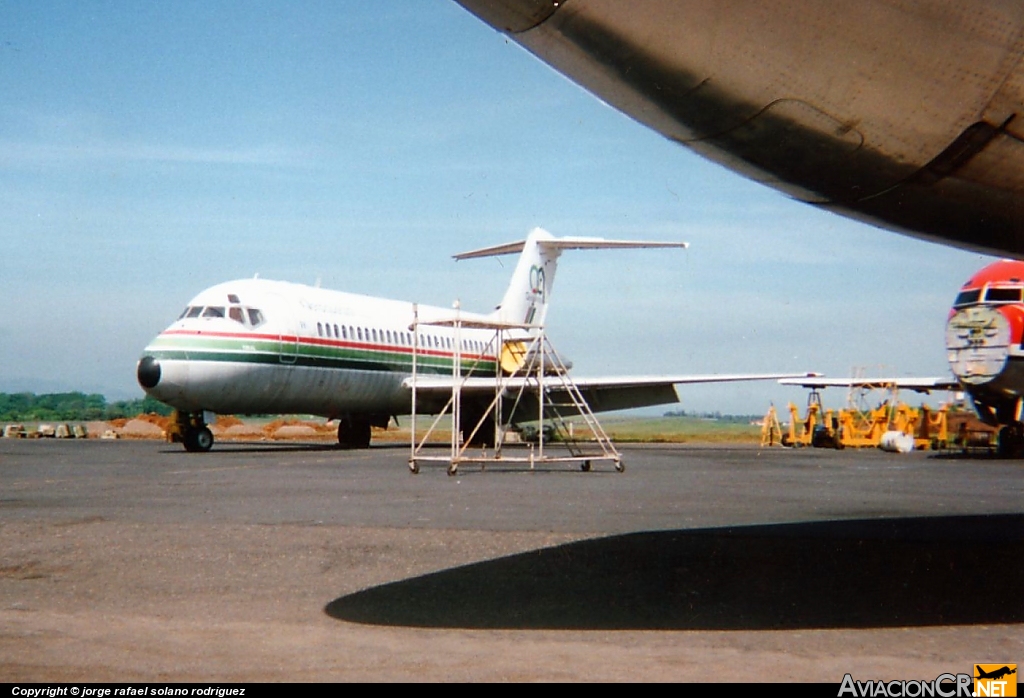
top-left (137, 356), bottom-right (161, 389)
top-left (945, 306), bottom-right (1011, 385)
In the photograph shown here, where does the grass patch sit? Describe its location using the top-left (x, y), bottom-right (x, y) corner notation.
top-left (555, 415), bottom-right (761, 444)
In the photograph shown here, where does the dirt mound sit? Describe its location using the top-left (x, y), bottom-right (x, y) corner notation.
top-left (136, 413), bottom-right (172, 431)
top-left (84, 421), bottom-right (110, 437)
top-left (78, 416), bottom-right (343, 441)
top-left (260, 419), bottom-right (336, 440)
top-left (219, 424), bottom-right (264, 438)
top-left (215, 415), bottom-right (243, 428)
top-left (272, 425), bottom-right (319, 438)
top-left (119, 419), bottom-right (165, 438)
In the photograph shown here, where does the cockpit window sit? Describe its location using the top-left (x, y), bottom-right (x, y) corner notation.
top-left (181, 305), bottom-right (260, 323)
top-left (984, 287), bottom-right (1023, 303)
top-left (953, 289), bottom-right (981, 307)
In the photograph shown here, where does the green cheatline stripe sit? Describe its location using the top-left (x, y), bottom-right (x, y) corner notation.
top-left (147, 335), bottom-right (498, 374)
top-left (146, 348), bottom-right (498, 376)
top-left (149, 335), bottom-right (494, 367)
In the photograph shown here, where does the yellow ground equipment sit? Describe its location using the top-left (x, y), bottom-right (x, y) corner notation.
top-left (780, 390), bottom-right (842, 448)
top-left (760, 405), bottom-right (783, 447)
top-left (773, 385), bottom-right (949, 450)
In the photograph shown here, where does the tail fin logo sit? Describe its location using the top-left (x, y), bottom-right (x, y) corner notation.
top-left (529, 265), bottom-right (546, 298)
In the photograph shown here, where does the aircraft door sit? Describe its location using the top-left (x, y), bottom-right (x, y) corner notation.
top-left (278, 322), bottom-right (300, 364)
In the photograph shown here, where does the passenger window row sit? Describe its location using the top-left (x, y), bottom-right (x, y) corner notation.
top-left (313, 321), bottom-right (488, 354)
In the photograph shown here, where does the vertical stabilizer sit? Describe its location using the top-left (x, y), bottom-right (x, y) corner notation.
top-left (453, 227), bottom-right (688, 329)
top-left (496, 228), bottom-right (559, 327)
top-left (453, 228), bottom-right (560, 328)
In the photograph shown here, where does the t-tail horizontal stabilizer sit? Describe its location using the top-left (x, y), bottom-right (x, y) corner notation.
top-left (454, 227), bottom-right (689, 328)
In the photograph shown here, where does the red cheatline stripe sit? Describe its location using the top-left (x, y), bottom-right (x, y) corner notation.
top-left (158, 329), bottom-right (493, 360)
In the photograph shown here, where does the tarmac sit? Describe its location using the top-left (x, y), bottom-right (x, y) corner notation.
top-left (0, 438), bottom-right (1021, 682)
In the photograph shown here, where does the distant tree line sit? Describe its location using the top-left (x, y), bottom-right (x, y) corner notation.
top-left (662, 409), bottom-right (760, 424)
top-left (0, 392), bottom-right (172, 422)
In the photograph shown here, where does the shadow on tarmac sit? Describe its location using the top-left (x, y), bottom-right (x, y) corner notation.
top-left (325, 514), bottom-right (1024, 630)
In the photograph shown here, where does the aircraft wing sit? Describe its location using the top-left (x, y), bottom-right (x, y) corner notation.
top-left (453, 1), bottom-right (1024, 258)
top-left (405, 372), bottom-right (819, 415)
top-left (778, 376), bottom-right (962, 394)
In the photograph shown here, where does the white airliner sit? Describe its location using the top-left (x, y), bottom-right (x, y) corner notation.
top-left (137, 228), bottom-right (813, 452)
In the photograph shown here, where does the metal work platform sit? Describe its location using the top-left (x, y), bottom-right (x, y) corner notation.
top-left (407, 305), bottom-right (622, 475)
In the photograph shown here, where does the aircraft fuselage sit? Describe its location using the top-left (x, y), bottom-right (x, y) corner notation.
top-left (946, 260), bottom-right (1024, 436)
top-left (138, 278), bottom-right (500, 419)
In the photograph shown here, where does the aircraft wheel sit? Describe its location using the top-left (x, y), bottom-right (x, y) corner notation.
top-left (193, 426), bottom-right (214, 452)
top-left (997, 422), bottom-right (1024, 458)
top-left (338, 417), bottom-right (372, 449)
top-left (184, 426), bottom-right (214, 453)
top-left (460, 413), bottom-right (496, 448)
top-left (356, 421), bottom-right (371, 448)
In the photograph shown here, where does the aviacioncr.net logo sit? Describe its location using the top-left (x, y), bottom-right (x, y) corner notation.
top-left (838, 673), bottom-right (973, 697)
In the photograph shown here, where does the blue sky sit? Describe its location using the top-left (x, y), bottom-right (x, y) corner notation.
top-left (0, 2), bottom-right (994, 413)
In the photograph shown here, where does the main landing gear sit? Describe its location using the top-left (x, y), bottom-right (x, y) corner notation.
top-left (170, 411), bottom-right (215, 453)
top-left (459, 411), bottom-right (496, 448)
top-left (337, 416), bottom-right (372, 449)
top-left (993, 397), bottom-right (1024, 458)
top-left (998, 421), bottom-right (1024, 458)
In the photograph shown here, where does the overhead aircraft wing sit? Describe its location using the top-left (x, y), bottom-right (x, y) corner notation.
top-left (405, 372), bottom-right (820, 415)
top-left (453, 1), bottom-right (1024, 258)
top-left (778, 376), bottom-right (961, 394)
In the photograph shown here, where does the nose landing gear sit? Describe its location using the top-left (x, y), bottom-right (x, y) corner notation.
top-left (169, 411), bottom-right (215, 453)
top-left (184, 425), bottom-right (214, 452)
